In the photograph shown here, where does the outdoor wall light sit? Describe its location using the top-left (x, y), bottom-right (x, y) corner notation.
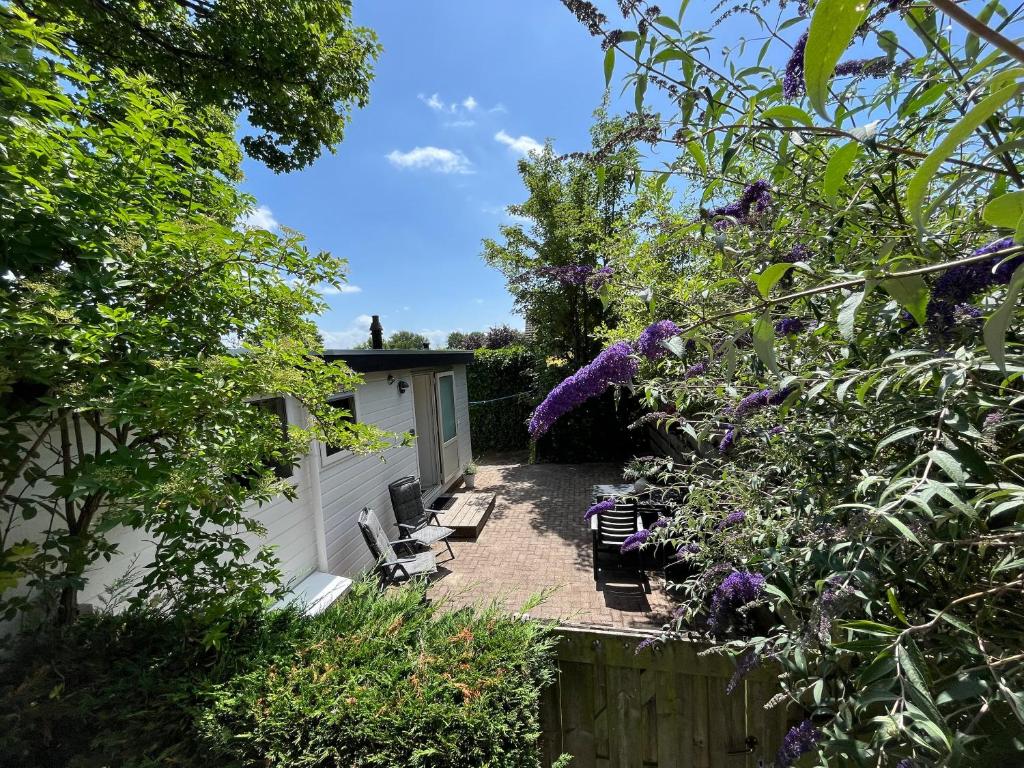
top-left (387, 374), bottom-right (395, 385)
top-left (397, 380), bottom-right (409, 394)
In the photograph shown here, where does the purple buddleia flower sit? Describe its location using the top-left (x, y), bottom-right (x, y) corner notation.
top-left (675, 541), bottom-right (700, 559)
top-left (707, 570), bottom-right (766, 636)
top-left (706, 180), bottom-right (773, 228)
top-left (627, 411), bottom-right (675, 430)
top-left (984, 410), bottom-right (1005, 430)
top-left (734, 388), bottom-right (772, 418)
top-left (529, 342), bottom-right (638, 438)
top-left (716, 510), bottom-right (746, 530)
top-left (650, 516), bottom-right (669, 529)
top-left (834, 56), bottom-right (894, 78)
top-left (768, 425), bottom-right (785, 436)
top-left (776, 720), bottom-right (822, 768)
top-left (928, 237), bottom-right (1023, 330)
top-left (725, 649), bottom-right (760, 694)
top-left (634, 635), bottom-right (659, 653)
top-left (780, 244), bottom-right (812, 263)
top-left (775, 317), bottom-right (805, 336)
top-left (783, 32), bottom-right (808, 99)
top-left (636, 319), bottom-right (682, 360)
top-left (767, 386), bottom-right (794, 406)
top-left (589, 266), bottom-right (614, 288)
top-left (719, 426), bottom-right (737, 453)
top-left (809, 575), bottom-right (856, 642)
top-left (683, 360), bottom-right (708, 379)
top-left (621, 528), bottom-right (651, 552)
top-left (584, 498), bottom-right (615, 521)
top-left (894, 760), bottom-right (915, 768)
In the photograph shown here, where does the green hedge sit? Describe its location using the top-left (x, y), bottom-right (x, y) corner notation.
top-left (0, 579), bottom-right (557, 768)
top-left (467, 346), bottom-right (535, 454)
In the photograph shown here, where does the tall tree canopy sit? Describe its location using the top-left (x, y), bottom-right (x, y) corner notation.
top-left (10, 0), bottom-right (381, 171)
top-left (0, 9), bottom-right (388, 631)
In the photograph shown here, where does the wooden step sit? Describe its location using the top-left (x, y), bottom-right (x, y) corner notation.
top-left (435, 492), bottom-right (496, 540)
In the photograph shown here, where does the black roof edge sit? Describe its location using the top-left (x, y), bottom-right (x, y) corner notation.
top-left (322, 349), bottom-right (475, 373)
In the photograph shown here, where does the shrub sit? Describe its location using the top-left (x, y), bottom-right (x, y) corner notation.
top-left (484, 325), bottom-right (527, 349)
top-left (0, 579), bottom-right (557, 768)
top-left (467, 347), bottom-right (535, 453)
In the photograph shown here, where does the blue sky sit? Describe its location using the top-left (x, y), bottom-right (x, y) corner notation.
top-left (240, 1), bottom-right (615, 349)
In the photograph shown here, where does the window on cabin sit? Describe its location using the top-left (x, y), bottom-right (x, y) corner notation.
top-left (250, 396), bottom-right (293, 480)
top-left (324, 394), bottom-right (357, 457)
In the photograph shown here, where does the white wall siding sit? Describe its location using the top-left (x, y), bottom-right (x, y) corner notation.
top-left (318, 371), bottom-right (419, 576)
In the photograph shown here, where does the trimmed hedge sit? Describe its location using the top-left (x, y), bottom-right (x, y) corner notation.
top-left (0, 579), bottom-right (557, 768)
top-left (467, 346), bottom-right (535, 453)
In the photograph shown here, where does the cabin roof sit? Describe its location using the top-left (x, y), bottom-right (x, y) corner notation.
top-left (323, 349), bottom-right (475, 373)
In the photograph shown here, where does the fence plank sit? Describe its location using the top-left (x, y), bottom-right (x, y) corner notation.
top-left (539, 678), bottom-right (562, 767)
top-left (560, 659), bottom-right (597, 768)
top-left (608, 664), bottom-right (642, 768)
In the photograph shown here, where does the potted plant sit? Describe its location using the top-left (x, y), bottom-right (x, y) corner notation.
top-left (463, 462), bottom-right (478, 490)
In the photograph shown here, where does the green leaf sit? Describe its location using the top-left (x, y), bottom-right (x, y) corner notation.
top-left (804, 0), bottom-right (871, 118)
top-left (899, 82), bottom-right (949, 117)
top-left (635, 74), bottom-right (648, 112)
top-left (928, 449), bottom-right (967, 487)
top-left (604, 46), bottom-right (615, 87)
top-left (596, 165), bottom-right (606, 188)
top-left (882, 514), bottom-right (922, 546)
top-left (753, 262), bottom-right (794, 298)
top-left (907, 82), bottom-right (1022, 231)
top-left (983, 191), bottom-right (1024, 229)
top-left (823, 141), bottom-right (860, 201)
top-left (759, 105), bottom-right (814, 125)
top-left (882, 275), bottom-right (930, 326)
top-left (752, 311), bottom-right (778, 373)
top-left (686, 141), bottom-right (707, 173)
top-left (984, 262), bottom-right (1024, 372)
top-left (875, 426), bottom-right (922, 455)
top-left (838, 279), bottom-right (874, 340)
top-left (887, 588), bottom-right (908, 625)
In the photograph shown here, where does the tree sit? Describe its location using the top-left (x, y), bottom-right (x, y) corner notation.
top-left (385, 330), bottom-right (430, 349)
top-left (481, 114), bottom-right (646, 365)
top-left (446, 331), bottom-right (485, 350)
top-left (556, 0), bottom-right (1024, 762)
top-left (12, 0), bottom-right (381, 171)
top-left (0, 11), bottom-right (389, 630)
top-left (484, 325), bottom-right (526, 349)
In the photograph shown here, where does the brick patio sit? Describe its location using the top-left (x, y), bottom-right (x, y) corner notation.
top-left (426, 456), bottom-right (677, 629)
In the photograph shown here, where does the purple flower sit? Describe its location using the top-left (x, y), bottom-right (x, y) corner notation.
top-left (683, 360), bottom-right (708, 379)
top-left (589, 266), bottom-right (615, 288)
top-left (984, 411), bottom-right (1005, 430)
top-left (928, 237), bottom-right (1023, 330)
top-left (768, 425), bottom-right (785, 436)
top-left (775, 317), bottom-right (805, 336)
top-left (719, 426), bottom-right (737, 454)
top-left (706, 180), bottom-right (773, 228)
top-left (621, 528), bottom-right (651, 552)
top-left (734, 388), bottom-right (772, 418)
top-left (635, 635), bottom-right (659, 653)
top-left (529, 342), bottom-right (638, 438)
top-left (676, 541), bottom-right (700, 558)
top-left (584, 498), bottom-right (615, 521)
top-left (716, 510), bottom-right (746, 530)
top-left (776, 720), bottom-right (821, 768)
top-left (894, 760), bottom-right (915, 768)
top-left (780, 244), bottom-right (812, 263)
top-left (707, 570), bottom-right (766, 636)
top-left (535, 265), bottom-right (593, 286)
top-left (650, 516), bottom-right (669, 529)
top-left (767, 386), bottom-right (795, 406)
top-left (783, 32), bottom-right (808, 100)
top-left (834, 56), bottom-right (894, 78)
top-left (636, 320), bottom-right (682, 360)
top-left (726, 649), bottom-right (760, 694)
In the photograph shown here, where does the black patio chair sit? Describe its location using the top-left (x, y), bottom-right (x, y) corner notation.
top-left (388, 476), bottom-right (456, 560)
top-left (358, 507), bottom-right (437, 586)
top-left (591, 499), bottom-right (646, 588)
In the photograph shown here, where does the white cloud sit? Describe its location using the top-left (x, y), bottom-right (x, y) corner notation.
top-left (489, 103), bottom-right (507, 114)
top-left (462, 96), bottom-right (478, 111)
top-left (419, 329), bottom-right (449, 349)
top-left (386, 146), bottom-right (473, 174)
top-left (444, 119), bottom-right (476, 128)
top-left (494, 130), bottom-right (544, 157)
top-left (418, 92), bottom-right (446, 111)
top-left (319, 284), bottom-right (362, 295)
top-left (473, 298), bottom-right (484, 304)
top-left (320, 314), bottom-right (375, 349)
top-left (241, 204), bottom-right (278, 231)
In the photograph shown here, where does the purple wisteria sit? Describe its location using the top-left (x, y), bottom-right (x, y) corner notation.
top-left (927, 237), bottom-right (1023, 330)
top-left (776, 720), bottom-right (822, 768)
top-left (706, 180), bottom-right (772, 228)
top-left (528, 342), bottom-right (639, 439)
top-left (783, 32), bottom-right (809, 99)
top-left (707, 570), bottom-right (766, 636)
top-left (584, 498), bottom-right (615, 522)
top-left (636, 319), bottom-right (682, 360)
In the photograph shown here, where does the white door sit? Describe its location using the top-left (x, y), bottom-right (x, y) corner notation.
top-left (436, 372), bottom-right (460, 485)
top-left (413, 373), bottom-right (440, 489)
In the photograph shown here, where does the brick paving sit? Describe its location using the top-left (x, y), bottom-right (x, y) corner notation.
top-left (427, 455), bottom-right (677, 629)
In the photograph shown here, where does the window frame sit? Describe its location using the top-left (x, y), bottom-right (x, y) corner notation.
top-left (321, 391), bottom-right (359, 463)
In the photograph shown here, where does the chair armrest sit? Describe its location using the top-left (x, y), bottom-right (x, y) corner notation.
top-left (391, 537), bottom-right (424, 555)
top-left (429, 511), bottom-right (442, 526)
top-left (397, 522), bottom-right (418, 534)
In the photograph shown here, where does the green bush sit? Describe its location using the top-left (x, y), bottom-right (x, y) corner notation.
top-left (0, 580), bottom-right (557, 767)
top-left (467, 346), bottom-right (535, 453)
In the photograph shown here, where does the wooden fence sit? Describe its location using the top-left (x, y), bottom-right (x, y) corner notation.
top-left (539, 626), bottom-right (792, 768)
